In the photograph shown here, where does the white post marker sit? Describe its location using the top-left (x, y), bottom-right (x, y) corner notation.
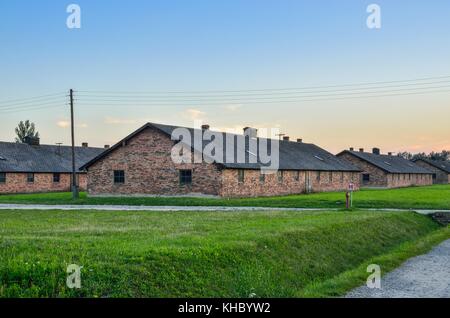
top-left (348, 182), bottom-right (354, 208)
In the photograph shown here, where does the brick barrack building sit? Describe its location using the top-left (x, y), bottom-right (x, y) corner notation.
top-left (81, 122), bottom-right (361, 198)
top-left (0, 137), bottom-right (104, 194)
top-left (337, 148), bottom-right (433, 188)
top-left (413, 158), bottom-right (450, 184)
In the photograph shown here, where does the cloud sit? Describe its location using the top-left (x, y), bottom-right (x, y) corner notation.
top-left (105, 117), bottom-right (139, 125)
top-left (399, 139), bottom-right (450, 153)
top-left (180, 109), bottom-right (207, 121)
top-left (57, 120), bottom-right (70, 128)
top-left (223, 104), bottom-right (243, 112)
top-left (57, 120), bottom-right (88, 129)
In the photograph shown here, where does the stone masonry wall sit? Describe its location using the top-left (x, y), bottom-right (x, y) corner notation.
top-left (87, 126), bottom-right (222, 196)
top-left (0, 173), bottom-right (87, 194)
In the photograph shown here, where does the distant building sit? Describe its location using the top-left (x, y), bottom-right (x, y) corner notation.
top-left (413, 158), bottom-right (450, 184)
top-left (81, 122), bottom-right (361, 198)
top-left (337, 148), bottom-right (433, 189)
top-left (0, 138), bottom-right (104, 194)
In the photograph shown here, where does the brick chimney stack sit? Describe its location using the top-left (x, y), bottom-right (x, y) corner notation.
top-left (24, 136), bottom-right (40, 146)
top-left (243, 127), bottom-right (258, 139)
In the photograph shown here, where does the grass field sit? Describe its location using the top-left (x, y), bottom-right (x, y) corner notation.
top-left (0, 209), bottom-right (448, 298)
top-left (0, 184), bottom-right (449, 210)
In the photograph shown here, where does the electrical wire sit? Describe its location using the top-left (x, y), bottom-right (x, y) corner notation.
top-left (74, 85), bottom-right (450, 105)
top-left (74, 88), bottom-right (450, 106)
top-left (76, 75), bottom-right (450, 95)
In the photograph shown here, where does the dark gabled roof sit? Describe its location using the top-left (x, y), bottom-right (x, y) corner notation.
top-left (81, 122), bottom-right (360, 172)
top-left (0, 142), bottom-right (104, 173)
top-left (337, 150), bottom-right (432, 174)
top-left (413, 158), bottom-right (450, 173)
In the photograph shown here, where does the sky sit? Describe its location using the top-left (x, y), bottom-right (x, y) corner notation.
top-left (0, 0), bottom-right (450, 154)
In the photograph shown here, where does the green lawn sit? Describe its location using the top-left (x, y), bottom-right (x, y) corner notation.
top-left (1, 184), bottom-right (450, 210)
top-left (0, 209), bottom-right (448, 297)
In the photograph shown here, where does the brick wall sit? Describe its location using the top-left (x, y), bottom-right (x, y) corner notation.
top-left (338, 152), bottom-right (387, 187)
top-left (0, 173), bottom-right (87, 194)
top-left (86, 126), bottom-right (361, 198)
top-left (386, 173), bottom-right (432, 188)
top-left (414, 160), bottom-right (449, 184)
top-left (87, 126), bottom-right (222, 196)
top-left (220, 169), bottom-right (360, 198)
top-left (338, 152), bottom-right (433, 188)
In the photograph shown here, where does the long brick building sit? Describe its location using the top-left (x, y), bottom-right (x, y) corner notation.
top-left (413, 158), bottom-right (450, 184)
top-left (81, 122), bottom-right (361, 198)
top-left (337, 148), bottom-right (433, 189)
top-left (0, 138), bottom-right (104, 194)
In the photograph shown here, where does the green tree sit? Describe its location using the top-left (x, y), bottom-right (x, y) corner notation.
top-left (15, 120), bottom-right (40, 143)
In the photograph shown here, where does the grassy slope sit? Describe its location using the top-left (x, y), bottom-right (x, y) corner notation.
top-left (1, 185), bottom-right (450, 209)
top-left (0, 210), bottom-right (447, 298)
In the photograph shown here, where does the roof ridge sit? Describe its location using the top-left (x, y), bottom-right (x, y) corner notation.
top-left (149, 122), bottom-right (315, 145)
top-left (0, 141), bottom-right (104, 150)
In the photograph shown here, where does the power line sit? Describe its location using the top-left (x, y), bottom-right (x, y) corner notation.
top-left (0, 96), bottom-right (67, 109)
top-left (2, 74), bottom-right (450, 114)
top-left (0, 100), bottom-right (67, 111)
top-left (74, 84), bottom-right (450, 105)
top-left (76, 78), bottom-right (450, 98)
top-left (74, 88), bottom-right (450, 106)
top-left (0, 104), bottom-right (65, 114)
top-left (0, 92), bottom-right (65, 105)
top-left (76, 74), bottom-right (450, 95)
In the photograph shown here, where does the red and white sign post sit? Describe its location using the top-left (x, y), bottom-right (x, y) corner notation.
top-left (348, 182), bottom-right (354, 208)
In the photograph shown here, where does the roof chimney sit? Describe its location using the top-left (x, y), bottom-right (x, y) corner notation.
top-left (55, 143), bottom-right (62, 155)
top-left (201, 124), bottom-right (210, 131)
top-left (243, 127), bottom-right (258, 139)
top-left (359, 148), bottom-right (364, 153)
top-left (82, 142), bottom-right (88, 148)
top-left (283, 136), bottom-right (290, 141)
top-left (297, 138), bottom-right (303, 143)
top-left (104, 145), bottom-right (110, 149)
top-left (350, 147), bottom-right (354, 151)
top-left (24, 136), bottom-right (40, 146)
top-left (372, 147), bottom-right (380, 155)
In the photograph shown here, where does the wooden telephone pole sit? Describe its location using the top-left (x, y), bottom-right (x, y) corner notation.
top-left (70, 89), bottom-right (79, 199)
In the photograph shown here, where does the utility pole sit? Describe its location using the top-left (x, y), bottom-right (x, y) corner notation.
top-left (70, 89), bottom-right (79, 199)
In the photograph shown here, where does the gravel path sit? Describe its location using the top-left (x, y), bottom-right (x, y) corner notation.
top-left (0, 204), bottom-right (447, 214)
top-left (346, 239), bottom-right (450, 298)
top-left (0, 204), bottom-right (330, 212)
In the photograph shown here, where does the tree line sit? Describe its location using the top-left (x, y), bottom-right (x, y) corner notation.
top-left (397, 150), bottom-right (450, 161)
